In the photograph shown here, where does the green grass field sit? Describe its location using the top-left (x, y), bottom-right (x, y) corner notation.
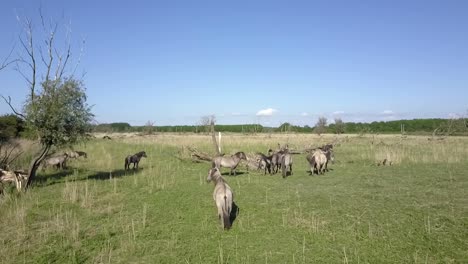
top-left (1, 134), bottom-right (467, 263)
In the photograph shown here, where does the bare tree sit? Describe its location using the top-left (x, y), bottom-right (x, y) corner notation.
top-left (334, 118), bottom-right (344, 134)
top-left (199, 115), bottom-right (212, 134)
top-left (144, 120), bottom-right (155, 135)
top-left (314, 117), bottom-right (328, 135)
top-left (0, 46), bottom-right (17, 71)
top-left (0, 9), bottom-right (90, 190)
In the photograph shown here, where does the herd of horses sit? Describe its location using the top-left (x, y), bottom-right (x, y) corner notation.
top-left (208, 143), bottom-right (335, 229)
top-left (42, 142), bottom-right (335, 231)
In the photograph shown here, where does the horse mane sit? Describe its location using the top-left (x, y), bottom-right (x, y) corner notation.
top-left (210, 168), bottom-right (226, 183)
top-left (256, 152), bottom-right (271, 160)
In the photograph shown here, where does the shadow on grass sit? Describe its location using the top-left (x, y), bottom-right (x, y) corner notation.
top-left (35, 169), bottom-right (75, 186)
top-left (87, 168), bottom-right (144, 180)
top-left (230, 201), bottom-right (240, 227)
top-left (35, 167), bottom-right (145, 186)
top-left (221, 171), bottom-right (247, 176)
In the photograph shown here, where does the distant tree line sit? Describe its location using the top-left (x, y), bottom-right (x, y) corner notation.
top-left (2, 116), bottom-right (467, 138)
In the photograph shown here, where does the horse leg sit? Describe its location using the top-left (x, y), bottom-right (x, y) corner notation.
top-left (217, 204), bottom-right (224, 229)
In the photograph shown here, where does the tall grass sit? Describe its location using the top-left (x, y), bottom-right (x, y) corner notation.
top-left (0, 133), bottom-right (467, 263)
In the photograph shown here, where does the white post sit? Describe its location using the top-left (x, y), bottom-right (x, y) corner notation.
top-left (218, 132), bottom-right (222, 153)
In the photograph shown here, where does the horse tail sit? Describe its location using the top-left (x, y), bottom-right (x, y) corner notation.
top-left (124, 157), bottom-right (128, 170)
top-left (223, 195), bottom-right (231, 229)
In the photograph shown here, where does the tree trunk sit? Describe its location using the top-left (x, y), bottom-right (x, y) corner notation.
top-left (25, 144), bottom-right (51, 189)
top-left (211, 121), bottom-right (220, 156)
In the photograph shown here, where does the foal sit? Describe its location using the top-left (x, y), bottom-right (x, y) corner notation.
top-left (207, 167), bottom-right (233, 230)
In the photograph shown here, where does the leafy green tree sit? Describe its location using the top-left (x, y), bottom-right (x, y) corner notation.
top-left (0, 114), bottom-right (24, 140)
top-left (23, 78), bottom-right (93, 187)
top-left (1, 11), bottom-right (92, 190)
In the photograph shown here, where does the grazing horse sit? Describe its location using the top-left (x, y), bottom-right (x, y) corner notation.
top-left (124, 151), bottom-right (147, 170)
top-left (280, 151), bottom-right (293, 178)
top-left (207, 167), bottom-right (233, 230)
top-left (66, 150), bottom-right (88, 159)
top-left (44, 153), bottom-right (68, 170)
top-left (212, 152), bottom-right (247, 176)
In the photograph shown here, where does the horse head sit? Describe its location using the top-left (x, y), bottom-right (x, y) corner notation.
top-left (207, 167), bottom-right (221, 182)
top-left (236, 152), bottom-right (247, 160)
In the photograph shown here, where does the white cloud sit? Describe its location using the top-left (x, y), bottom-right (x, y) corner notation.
top-left (382, 110), bottom-right (394, 115)
top-left (256, 108), bottom-right (277, 116)
top-left (301, 112), bottom-right (309, 116)
top-left (448, 113), bottom-right (460, 119)
top-left (333, 111), bottom-right (345, 115)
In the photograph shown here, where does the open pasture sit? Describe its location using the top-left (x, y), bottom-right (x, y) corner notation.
top-left (1, 133), bottom-right (467, 263)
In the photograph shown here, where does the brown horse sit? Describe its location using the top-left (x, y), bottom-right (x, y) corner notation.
top-left (124, 151), bottom-right (147, 170)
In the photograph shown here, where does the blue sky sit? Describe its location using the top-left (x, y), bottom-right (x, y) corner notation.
top-left (1, 0), bottom-right (467, 126)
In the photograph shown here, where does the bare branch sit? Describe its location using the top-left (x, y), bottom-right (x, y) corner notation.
top-left (0, 45), bottom-right (18, 71)
top-left (71, 37), bottom-right (86, 77)
top-left (16, 17), bottom-right (37, 101)
top-left (0, 95), bottom-right (26, 119)
top-left (59, 42), bottom-right (71, 79)
top-left (45, 23), bottom-right (58, 81)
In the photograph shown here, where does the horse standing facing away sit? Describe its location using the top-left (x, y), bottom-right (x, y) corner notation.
top-left (306, 149), bottom-right (333, 175)
top-left (268, 149), bottom-right (284, 174)
top-left (212, 152), bottom-right (247, 176)
top-left (256, 153), bottom-right (272, 175)
top-left (280, 151), bottom-right (293, 178)
top-left (125, 151), bottom-right (147, 170)
top-left (207, 167), bottom-right (233, 230)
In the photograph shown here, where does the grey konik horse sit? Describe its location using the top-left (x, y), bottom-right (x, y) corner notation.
top-left (280, 150), bottom-right (293, 178)
top-left (66, 150), bottom-right (88, 159)
top-left (124, 151), bottom-right (147, 170)
top-left (256, 153), bottom-right (272, 175)
top-left (212, 152), bottom-right (247, 176)
top-left (268, 149), bottom-right (284, 174)
top-left (306, 149), bottom-right (334, 175)
top-left (207, 167), bottom-right (233, 230)
top-left (44, 153), bottom-right (69, 169)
